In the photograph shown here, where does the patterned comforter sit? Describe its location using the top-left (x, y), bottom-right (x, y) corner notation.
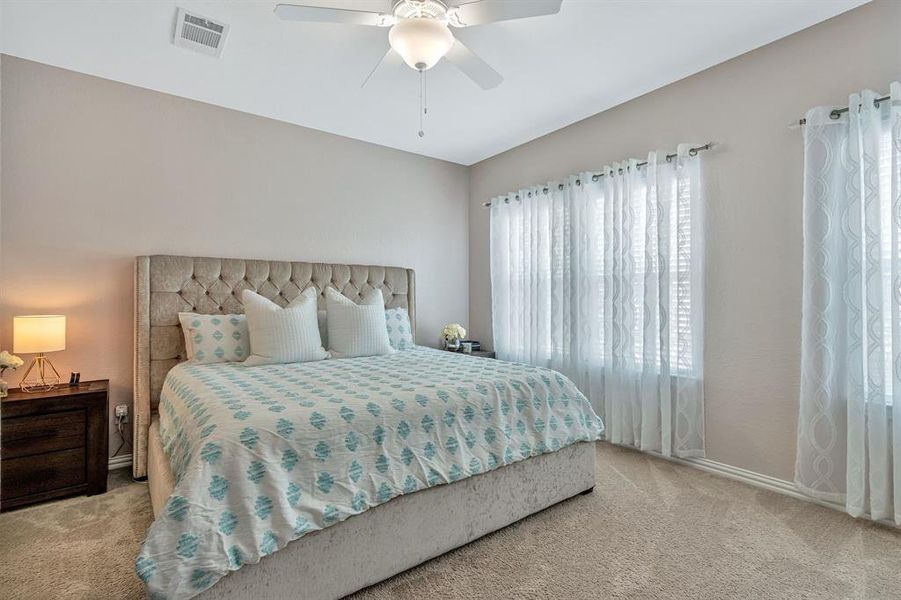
top-left (136, 347), bottom-right (604, 599)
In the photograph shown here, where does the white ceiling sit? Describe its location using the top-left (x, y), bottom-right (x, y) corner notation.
top-left (1, 0), bottom-right (868, 165)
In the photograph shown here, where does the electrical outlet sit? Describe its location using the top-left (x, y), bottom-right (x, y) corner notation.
top-left (115, 404), bottom-right (128, 418)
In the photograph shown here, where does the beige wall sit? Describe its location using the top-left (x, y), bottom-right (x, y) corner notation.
top-left (0, 56), bottom-right (470, 457)
top-left (469, 0), bottom-right (901, 481)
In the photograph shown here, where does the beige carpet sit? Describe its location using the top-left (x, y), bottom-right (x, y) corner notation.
top-left (1, 443), bottom-right (899, 599)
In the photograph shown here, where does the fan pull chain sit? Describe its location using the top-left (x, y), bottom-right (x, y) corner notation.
top-left (418, 68), bottom-right (426, 138)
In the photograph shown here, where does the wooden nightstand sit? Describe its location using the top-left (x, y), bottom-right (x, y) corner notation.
top-left (1, 380), bottom-right (109, 511)
top-left (445, 349), bottom-right (496, 359)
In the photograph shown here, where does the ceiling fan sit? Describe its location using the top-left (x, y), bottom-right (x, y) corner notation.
top-left (274, 0), bottom-right (564, 90)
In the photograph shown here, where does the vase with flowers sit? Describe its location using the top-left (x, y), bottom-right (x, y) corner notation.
top-left (0, 350), bottom-right (24, 398)
top-left (442, 323), bottom-right (466, 352)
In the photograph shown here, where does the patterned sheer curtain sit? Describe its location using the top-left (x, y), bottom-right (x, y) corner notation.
top-left (490, 145), bottom-right (704, 458)
top-left (797, 83), bottom-right (901, 525)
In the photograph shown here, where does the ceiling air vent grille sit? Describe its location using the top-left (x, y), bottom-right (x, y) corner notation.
top-left (173, 8), bottom-right (229, 57)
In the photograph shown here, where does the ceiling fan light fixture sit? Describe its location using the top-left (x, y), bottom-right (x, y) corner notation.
top-left (388, 18), bottom-right (454, 71)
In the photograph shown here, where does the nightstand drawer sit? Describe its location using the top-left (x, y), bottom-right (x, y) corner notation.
top-left (1, 448), bottom-right (86, 501)
top-left (2, 410), bottom-right (86, 459)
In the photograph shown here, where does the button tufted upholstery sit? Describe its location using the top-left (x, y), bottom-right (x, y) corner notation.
top-left (133, 255), bottom-right (415, 478)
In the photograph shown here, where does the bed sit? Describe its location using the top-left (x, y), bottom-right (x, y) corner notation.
top-left (133, 255), bottom-right (603, 599)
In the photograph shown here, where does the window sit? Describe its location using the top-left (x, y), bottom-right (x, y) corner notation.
top-left (490, 153), bottom-right (701, 377)
top-left (623, 172), bottom-right (695, 374)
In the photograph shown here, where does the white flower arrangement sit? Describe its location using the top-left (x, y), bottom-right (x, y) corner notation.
top-left (442, 323), bottom-right (466, 342)
top-left (0, 350), bottom-right (24, 375)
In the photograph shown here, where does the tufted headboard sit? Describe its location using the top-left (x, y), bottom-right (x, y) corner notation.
top-left (133, 255), bottom-right (416, 478)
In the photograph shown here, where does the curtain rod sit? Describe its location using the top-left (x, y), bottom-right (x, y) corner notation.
top-left (481, 142), bottom-right (713, 208)
top-left (795, 95), bottom-right (890, 127)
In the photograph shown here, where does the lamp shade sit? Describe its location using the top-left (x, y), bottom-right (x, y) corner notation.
top-left (388, 18), bottom-right (454, 71)
top-left (13, 315), bottom-right (66, 354)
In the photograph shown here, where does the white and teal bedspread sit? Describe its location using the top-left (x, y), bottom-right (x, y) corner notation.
top-left (137, 347), bottom-right (603, 599)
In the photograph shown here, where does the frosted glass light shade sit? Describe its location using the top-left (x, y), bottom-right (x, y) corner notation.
top-left (388, 18), bottom-right (454, 70)
top-left (13, 315), bottom-right (66, 353)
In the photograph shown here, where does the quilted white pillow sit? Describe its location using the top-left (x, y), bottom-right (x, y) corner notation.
top-left (178, 313), bottom-right (249, 363)
top-left (242, 288), bottom-right (328, 366)
top-left (326, 287), bottom-right (394, 358)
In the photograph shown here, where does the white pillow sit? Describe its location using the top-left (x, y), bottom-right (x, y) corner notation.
top-left (317, 309), bottom-right (328, 350)
top-left (326, 287), bottom-right (394, 358)
top-left (178, 313), bottom-right (249, 363)
top-left (242, 288), bottom-right (328, 366)
top-left (318, 307), bottom-right (413, 351)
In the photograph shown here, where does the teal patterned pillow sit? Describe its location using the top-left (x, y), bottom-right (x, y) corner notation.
top-left (384, 308), bottom-right (415, 351)
top-left (178, 313), bottom-right (249, 364)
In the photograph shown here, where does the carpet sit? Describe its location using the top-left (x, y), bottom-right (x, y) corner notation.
top-left (1, 443), bottom-right (898, 599)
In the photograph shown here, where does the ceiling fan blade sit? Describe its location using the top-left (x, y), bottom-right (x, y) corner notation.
top-left (444, 39), bottom-right (503, 90)
top-left (361, 47), bottom-right (403, 88)
top-left (274, 3), bottom-right (392, 26)
top-left (448, 0), bottom-right (562, 27)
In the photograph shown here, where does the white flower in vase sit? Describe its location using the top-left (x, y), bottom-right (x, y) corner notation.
top-left (442, 324), bottom-right (466, 350)
top-left (0, 350), bottom-right (24, 398)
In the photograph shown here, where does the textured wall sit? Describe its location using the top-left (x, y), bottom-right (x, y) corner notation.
top-left (468, 0), bottom-right (901, 481)
top-left (0, 56), bottom-right (469, 458)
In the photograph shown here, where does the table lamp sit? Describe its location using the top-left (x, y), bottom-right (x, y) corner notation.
top-left (13, 315), bottom-right (66, 392)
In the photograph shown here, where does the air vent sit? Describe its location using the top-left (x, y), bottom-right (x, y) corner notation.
top-left (173, 8), bottom-right (229, 57)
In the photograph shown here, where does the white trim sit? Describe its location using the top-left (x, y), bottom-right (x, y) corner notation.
top-left (665, 455), bottom-right (811, 502)
top-left (108, 453), bottom-right (133, 471)
top-left (659, 452), bottom-right (900, 529)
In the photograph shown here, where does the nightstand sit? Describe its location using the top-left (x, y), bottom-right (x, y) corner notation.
top-left (469, 350), bottom-right (496, 359)
top-left (1, 380), bottom-right (109, 511)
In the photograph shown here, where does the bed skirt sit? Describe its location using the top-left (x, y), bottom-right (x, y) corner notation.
top-left (148, 420), bottom-right (595, 599)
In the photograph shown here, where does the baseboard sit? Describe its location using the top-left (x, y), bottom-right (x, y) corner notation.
top-left (108, 453), bottom-right (133, 471)
top-left (664, 454), bottom-right (811, 502)
top-left (658, 452), bottom-right (899, 528)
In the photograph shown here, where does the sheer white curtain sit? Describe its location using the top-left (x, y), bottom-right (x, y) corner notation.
top-left (797, 83), bottom-right (901, 525)
top-left (490, 145), bottom-right (705, 458)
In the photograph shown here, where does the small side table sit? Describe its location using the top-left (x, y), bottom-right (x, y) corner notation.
top-left (469, 350), bottom-right (496, 359)
top-left (1, 380), bottom-right (109, 511)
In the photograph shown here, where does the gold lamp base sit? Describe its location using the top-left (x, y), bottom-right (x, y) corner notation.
top-left (20, 353), bottom-right (61, 393)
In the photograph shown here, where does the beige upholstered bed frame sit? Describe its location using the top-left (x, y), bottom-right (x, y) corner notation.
top-left (133, 254), bottom-right (596, 599)
top-left (133, 255), bottom-right (416, 478)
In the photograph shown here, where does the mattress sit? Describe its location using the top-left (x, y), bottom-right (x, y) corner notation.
top-left (137, 347), bottom-right (604, 599)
